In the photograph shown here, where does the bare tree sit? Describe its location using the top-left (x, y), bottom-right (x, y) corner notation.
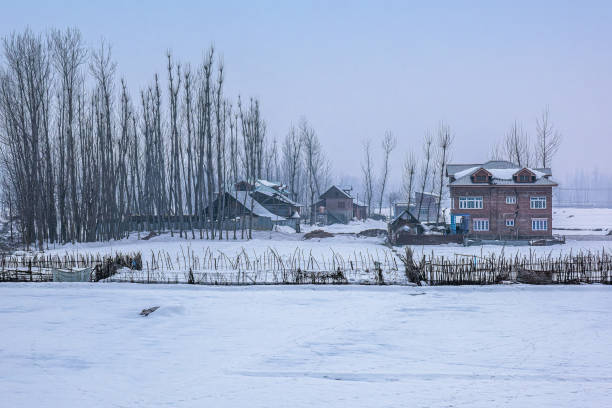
top-left (377, 131), bottom-right (397, 215)
top-left (214, 59), bottom-right (224, 239)
top-left (182, 65), bottom-right (195, 238)
top-left (535, 106), bottom-right (562, 168)
top-left (239, 97), bottom-right (265, 238)
top-left (301, 119), bottom-right (325, 224)
top-left (361, 139), bottom-right (374, 216)
top-left (489, 140), bottom-right (505, 161)
top-left (402, 151), bottom-right (418, 209)
top-left (416, 133), bottom-right (433, 221)
top-left (504, 121), bottom-right (531, 167)
top-left (50, 28), bottom-right (86, 243)
top-left (281, 124), bottom-right (302, 201)
top-left (167, 52), bottom-right (182, 237)
top-left (435, 122), bottom-right (453, 224)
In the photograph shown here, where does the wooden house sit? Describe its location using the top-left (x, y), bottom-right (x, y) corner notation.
top-left (250, 180), bottom-right (302, 218)
top-left (313, 185), bottom-right (367, 225)
top-left (205, 179), bottom-right (302, 230)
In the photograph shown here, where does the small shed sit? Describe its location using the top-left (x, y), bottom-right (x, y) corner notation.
top-left (389, 209), bottom-right (423, 244)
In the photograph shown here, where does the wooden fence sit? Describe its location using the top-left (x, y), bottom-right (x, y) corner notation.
top-left (0, 252), bottom-right (141, 282)
top-left (2, 248), bottom-right (611, 286)
top-left (106, 247), bottom-right (400, 285)
top-left (418, 251), bottom-right (612, 285)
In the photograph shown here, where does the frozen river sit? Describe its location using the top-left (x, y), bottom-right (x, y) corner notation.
top-left (1, 283), bottom-right (610, 407)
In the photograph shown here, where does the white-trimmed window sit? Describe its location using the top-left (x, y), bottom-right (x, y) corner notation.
top-left (459, 196), bottom-right (483, 209)
top-left (530, 196), bottom-right (546, 209)
top-left (506, 196), bottom-right (516, 204)
top-left (473, 218), bottom-right (489, 231)
top-left (505, 219), bottom-right (515, 227)
top-left (532, 218), bottom-right (548, 231)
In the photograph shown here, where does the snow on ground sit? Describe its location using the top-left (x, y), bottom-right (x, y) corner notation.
top-left (1, 283), bottom-right (610, 407)
top-left (553, 207), bottom-right (612, 235)
top-left (40, 230), bottom-right (390, 266)
top-left (38, 230), bottom-right (612, 269)
top-left (17, 213), bottom-right (610, 278)
top-left (301, 218), bottom-right (388, 234)
top-left (408, 238), bottom-right (612, 260)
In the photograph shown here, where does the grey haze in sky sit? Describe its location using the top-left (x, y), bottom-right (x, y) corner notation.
top-left (2, 0), bottom-right (611, 186)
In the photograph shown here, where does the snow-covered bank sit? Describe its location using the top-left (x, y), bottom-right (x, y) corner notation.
top-left (1, 283), bottom-right (610, 407)
top-left (38, 230), bottom-right (612, 268)
top-left (553, 207), bottom-right (612, 235)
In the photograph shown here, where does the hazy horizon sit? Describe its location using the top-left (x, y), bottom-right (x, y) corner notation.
top-left (2, 0), bottom-right (611, 189)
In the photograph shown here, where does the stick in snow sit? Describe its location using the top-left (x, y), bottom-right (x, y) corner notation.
top-left (140, 306), bottom-right (160, 316)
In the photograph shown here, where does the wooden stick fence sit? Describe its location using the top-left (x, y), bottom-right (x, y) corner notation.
top-left (418, 250), bottom-right (612, 285)
top-left (0, 252), bottom-right (141, 282)
top-left (3, 247), bottom-right (610, 285)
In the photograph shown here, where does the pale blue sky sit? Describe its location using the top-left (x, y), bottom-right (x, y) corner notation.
top-left (2, 0), bottom-right (611, 186)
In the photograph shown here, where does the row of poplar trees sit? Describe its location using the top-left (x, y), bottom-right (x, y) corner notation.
top-left (0, 28), bottom-right (268, 249)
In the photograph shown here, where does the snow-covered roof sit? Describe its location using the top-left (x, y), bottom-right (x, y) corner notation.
top-left (416, 191), bottom-right (441, 198)
top-left (453, 166), bottom-right (481, 179)
top-left (447, 162), bottom-right (557, 187)
top-left (253, 180), bottom-right (302, 207)
top-left (321, 185), bottom-right (353, 199)
top-left (257, 179), bottom-right (282, 188)
top-left (228, 191), bottom-right (287, 221)
top-left (390, 208), bottom-right (421, 227)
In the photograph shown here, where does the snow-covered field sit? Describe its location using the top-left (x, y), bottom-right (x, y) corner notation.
top-left (553, 207), bottom-right (612, 235)
top-left (38, 229), bottom-right (612, 270)
top-left (1, 283), bottom-right (610, 407)
top-left (9, 208), bottom-right (609, 284)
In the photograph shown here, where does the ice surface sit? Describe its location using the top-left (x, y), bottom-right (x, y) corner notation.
top-left (552, 207), bottom-right (612, 235)
top-left (1, 283), bottom-right (610, 407)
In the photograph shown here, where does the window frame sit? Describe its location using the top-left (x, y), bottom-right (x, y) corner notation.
top-left (532, 218), bottom-right (548, 231)
top-left (506, 195), bottom-right (516, 205)
top-left (530, 196), bottom-right (547, 209)
top-left (473, 218), bottom-right (489, 231)
top-left (459, 196), bottom-right (483, 209)
top-left (505, 219), bottom-right (515, 227)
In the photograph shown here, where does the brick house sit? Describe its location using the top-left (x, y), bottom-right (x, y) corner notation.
top-left (313, 185), bottom-right (367, 224)
top-left (446, 160), bottom-right (557, 239)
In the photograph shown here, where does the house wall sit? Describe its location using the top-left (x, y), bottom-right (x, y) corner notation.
top-left (325, 198), bottom-right (353, 223)
top-left (353, 205), bottom-right (367, 220)
top-left (450, 185), bottom-right (553, 238)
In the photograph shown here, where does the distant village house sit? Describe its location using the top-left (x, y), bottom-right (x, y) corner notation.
top-left (446, 160), bottom-right (557, 239)
top-left (207, 180), bottom-right (302, 230)
top-left (313, 185), bottom-right (367, 225)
